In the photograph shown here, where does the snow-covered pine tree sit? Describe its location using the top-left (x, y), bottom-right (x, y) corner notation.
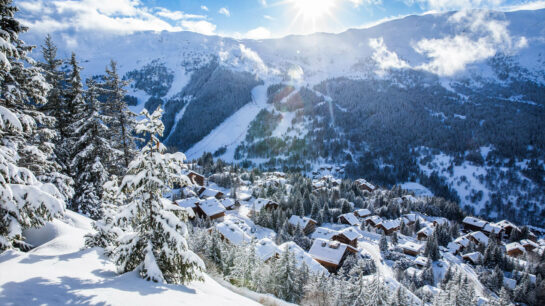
top-left (70, 78), bottom-right (114, 218)
top-left (379, 233), bottom-right (388, 252)
top-left (0, 0), bottom-right (65, 251)
top-left (274, 249), bottom-right (299, 303)
top-left (100, 60), bottom-right (136, 176)
top-left (111, 107), bottom-right (203, 284)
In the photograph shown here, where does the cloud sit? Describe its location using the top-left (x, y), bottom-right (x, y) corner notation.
top-left (349, 0), bottom-right (383, 7)
top-left (413, 10), bottom-right (527, 75)
top-left (154, 8), bottom-right (205, 21)
top-left (201, 5), bottom-right (209, 11)
top-left (408, 0), bottom-right (505, 11)
top-left (259, 0), bottom-right (268, 6)
top-left (264, 15), bottom-right (275, 21)
top-left (218, 7), bottom-right (231, 17)
top-left (179, 20), bottom-right (217, 35)
top-left (369, 37), bottom-right (410, 73)
top-left (245, 27), bottom-right (271, 39)
top-left (502, 0), bottom-right (545, 11)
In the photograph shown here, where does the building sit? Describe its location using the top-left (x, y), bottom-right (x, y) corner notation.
top-left (505, 242), bottom-right (525, 257)
top-left (468, 231), bottom-right (489, 247)
top-left (414, 256), bottom-right (430, 268)
top-left (311, 227), bottom-right (339, 241)
top-left (520, 239), bottom-right (539, 252)
top-left (194, 197), bottom-right (226, 220)
top-left (399, 241), bottom-right (423, 256)
top-left (462, 252), bottom-right (483, 265)
top-left (221, 198), bottom-right (240, 210)
top-left (376, 220), bottom-right (400, 235)
top-left (402, 214), bottom-right (418, 226)
top-left (255, 238), bottom-right (282, 262)
top-left (214, 220), bottom-right (252, 245)
top-left (187, 171), bottom-right (205, 186)
top-left (417, 227), bottom-right (434, 241)
top-left (332, 227), bottom-right (362, 248)
top-left (354, 208), bottom-right (372, 218)
top-left (308, 238), bottom-right (358, 272)
top-left (364, 215), bottom-right (383, 227)
top-left (462, 216), bottom-right (488, 232)
top-left (288, 215), bottom-right (317, 235)
top-left (280, 241), bottom-right (328, 275)
top-left (483, 223), bottom-right (503, 237)
top-left (198, 187), bottom-right (224, 199)
top-left (494, 220), bottom-right (520, 237)
top-left (338, 213), bottom-right (360, 226)
top-left (354, 179), bottom-right (376, 192)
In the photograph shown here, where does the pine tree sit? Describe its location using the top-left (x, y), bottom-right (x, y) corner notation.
top-left (0, 0), bottom-right (65, 251)
top-left (274, 250), bottom-right (299, 303)
top-left (111, 107), bottom-right (204, 284)
top-left (100, 60), bottom-right (136, 176)
top-left (379, 234), bottom-right (388, 252)
top-left (425, 232), bottom-right (440, 261)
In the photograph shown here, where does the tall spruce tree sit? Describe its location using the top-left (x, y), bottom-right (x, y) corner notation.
top-left (0, 0), bottom-right (65, 251)
top-left (111, 107), bottom-right (204, 284)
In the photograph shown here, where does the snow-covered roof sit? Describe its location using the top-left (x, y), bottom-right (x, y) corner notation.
top-left (505, 242), bottom-right (525, 253)
top-left (311, 227), bottom-right (339, 240)
top-left (483, 223), bottom-right (502, 234)
top-left (378, 219), bottom-right (400, 231)
top-left (338, 213), bottom-right (360, 226)
top-left (237, 192), bottom-right (252, 201)
top-left (280, 241), bottom-right (329, 275)
top-left (309, 238), bottom-right (351, 265)
top-left (447, 242), bottom-right (461, 253)
top-left (255, 238), bottom-right (282, 262)
top-left (414, 256), bottom-right (429, 267)
top-left (399, 241), bottom-right (423, 253)
top-left (365, 215), bottom-right (383, 225)
top-left (469, 231), bottom-right (489, 246)
top-left (417, 226), bottom-right (434, 237)
top-left (454, 236), bottom-right (471, 248)
top-left (462, 217), bottom-right (487, 228)
top-left (428, 216), bottom-right (448, 226)
top-left (354, 208), bottom-right (371, 217)
top-left (336, 227), bottom-right (362, 241)
top-left (221, 198), bottom-right (237, 209)
top-left (176, 197), bottom-right (200, 209)
top-left (251, 198), bottom-right (277, 210)
top-left (288, 215), bottom-right (316, 229)
top-left (405, 267), bottom-right (423, 278)
top-left (199, 187), bottom-right (222, 199)
top-left (503, 277), bottom-right (516, 290)
top-left (462, 251), bottom-right (483, 263)
top-left (215, 220), bottom-right (252, 245)
top-left (403, 214), bottom-right (418, 223)
top-left (199, 197), bottom-right (226, 217)
top-left (520, 239), bottom-right (539, 248)
top-left (355, 178), bottom-right (375, 190)
top-left (495, 220), bottom-right (519, 231)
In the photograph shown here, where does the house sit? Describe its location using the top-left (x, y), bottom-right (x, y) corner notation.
top-left (308, 238), bottom-right (358, 272)
top-left (288, 215), bottom-right (317, 235)
top-left (405, 267), bottom-right (423, 278)
top-left (175, 197), bottom-right (202, 219)
top-left (402, 214), bottom-right (418, 226)
top-left (221, 198), bottom-right (240, 210)
top-left (447, 241), bottom-right (462, 254)
top-left (338, 213), bottom-right (360, 226)
top-left (376, 220), bottom-right (400, 235)
top-left (462, 252), bottom-right (483, 265)
top-left (280, 241), bottom-right (329, 275)
top-left (253, 198), bottom-right (279, 211)
top-left (414, 256), bottom-right (430, 268)
top-left (505, 242), bottom-right (525, 257)
top-left (364, 215), bottom-right (383, 227)
top-left (462, 216), bottom-right (488, 232)
top-left (311, 227), bottom-right (339, 241)
top-left (417, 227), bottom-right (434, 241)
top-left (198, 187), bottom-right (224, 199)
top-left (453, 236), bottom-right (471, 253)
top-left (468, 231), bottom-right (489, 247)
top-left (354, 178), bottom-right (376, 192)
top-left (194, 197), bottom-right (226, 220)
top-left (332, 227), bottom-right (362, 248)
top-left (354, 208), bottom-right (372, 218)
top-left (494, 220), bottom-right (520, 237)
top-left (255, 238), bottom-right (282, 262)
top-left (214, 220), bottom-right (252, 245)
top-left (399, 241), bottom-right (423, 256)
top-left (187, 171), bottom-right (205, 186)
top-left (520, 239), bottom-right (539, 252)
top-left (430, 217), bottom-right (449, 227)
top-left (483, 223), bottom-right (503, 237)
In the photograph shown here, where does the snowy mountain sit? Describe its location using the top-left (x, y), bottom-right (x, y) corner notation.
top-left (20, 8), bottom-right (545, 226)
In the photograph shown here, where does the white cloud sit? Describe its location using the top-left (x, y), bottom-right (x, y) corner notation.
top-left (179, 20), bottom-right (217, 35)
top-left (219, 7), bottom-right (231, 17)
top-left (259, 0), bottom-right (268, 6)
top-left (154, 8), bottom-right (205, 21)
top-left (201, 5), bottom-right (209, 11)
top-left (369, 37), bottom-right (410, 73)
top-left (502, 0), bottom-right (545, 11)
top-left (409, 0), bottom-right (505, 11)
top-left (349, 0), bottom-right (382, 7)
top-left (264, 15), bottom-right (275, 21)
top-left (245, 27), bottom-right (271, 39)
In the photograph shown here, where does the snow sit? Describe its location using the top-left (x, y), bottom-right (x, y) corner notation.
top-left (399, 241), bottom-right (423, 254)
top-left (279, 241), bottom-right (329, 275)
top-left (378, 219), bottom-right (400, 231)
top-left (463, 216), bottom-right (487, 228)
top-left (354, 208), bottom-right (372, 218)
top-left (254, 238), bottom-right (282, 262)
top-left (288, 215), bottom-right (316, 229)
top-left (0, 211), bottom-right (259, 306)
top-left (469, 231), bottom-right (489, 246)
top-left (214, 220), bottom-right (252, 245)
top-left (311, 227), bottom-right (339, 240)
top-left (338, 213), bottom-right (360, 226)
top-left (198, 198), bottom-right (226, 217)
top-left (462, 252), bottom-right (483, 264)
top-left (400, 182), bottom-right (433, 197)
top-left (198, 187), bottom-right (222, 199)
top-left (221, 198), bottom-right (237, 209)
top-left (176, 197), bottom-right (200, 209)
top-left (414, 256), bottom-right (429, 267)
top-left (336, 227), bottom-right (362, 241)
top-left (417, 226), bottom-right (434, 238)
top-left (308, 238), bottom-right (352, 265)
top-left (251, 198), bottom-right (276, 210)
top-left (505, 242), bottom-right (525, 253)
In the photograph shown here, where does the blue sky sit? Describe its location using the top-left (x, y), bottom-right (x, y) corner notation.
top-left (16, 0), bottom-right (545, 38)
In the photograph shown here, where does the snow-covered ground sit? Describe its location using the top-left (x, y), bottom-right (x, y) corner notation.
top-left (0, 211), bottom-right (260, 306)
top-left (400, 182), bottom-right (434, 197)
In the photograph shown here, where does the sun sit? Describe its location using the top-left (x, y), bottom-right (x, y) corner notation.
top-left (291, 0), bottom-right (336, 21)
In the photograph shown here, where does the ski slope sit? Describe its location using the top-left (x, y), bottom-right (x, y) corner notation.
top-left (0, 211), bottom-right (259, 306)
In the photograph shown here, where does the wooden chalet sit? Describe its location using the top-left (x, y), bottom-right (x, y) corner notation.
top-left (255, 238), bottom-right (282, 262)
top-left (520, 239), bottom-right (539, 252)
top-left (417, 227), bottom-right (434, 241)
top-left (462, 216), bottom-right (488, 232)
top-left (187, 171), bottom-right (205, 186)
top-left (505, 242), bottom-right (525, 257)
top-left (332, 227), bottom-right (362, 248)
top-left (399, 241), bottom-right (423, 256)
top-left (198, 187), bottom-right (224, 199)
top-left (214, 220), bottom-right (252, 245)
top-left (193, 198), bottom-right (226, 220)
top-left (221, 198), bottom-right (240, 210)
top-left (354, 208), bottom-right (372, 218)
top-left (376, 220), bottom-right (400, 235)
top-left (364, 215), bottom-right (383, 227)
top-left (354, 178), bottom-right (376, 192)
top-left (338, 213), bottom-right (360, 226)
top-left (288, 215), bottom-right (317, 235)
top-left (494, 220), bottom-right (520, 238)
top-left (467, 231), bottom-right (489, 247)
top-left (462, 252), bottom-right (483, 265)
top-left (309, 238), bottom-right (359, 272)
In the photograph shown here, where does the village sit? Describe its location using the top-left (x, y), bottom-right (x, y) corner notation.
top-left (172, 168), bottom-right (545, 304)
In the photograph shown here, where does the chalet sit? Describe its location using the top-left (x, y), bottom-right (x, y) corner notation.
top-left (221, 198), bottom-right (240, 210)
top-left (311, 227), bottom-right (339, 241)
top-left (417, 227), bottom-right (434, 241)
top-left (447, 242), bottom-right (463, 254)
top-left (280, 241), bottom-right (329, 275)
top-left (253, 198), bottom-right (279, 210)
top-left (198, 187), bottom-right (224, 199)
top-left (399, 241), bottom-right (423, 256)
top-left (332, 227), bottom-right (362, 248)
top-left (180, 186), bottom-right (197, 198)
top-left (520, 239), bottom-right (539, 252)
top-left (528, 231), bottom-right (538, 242)
top-left (376, 219), bottom-right (401, 235)
top-left (364, 215), bottom-right (383, 227)
top-left (430, 217), bottom-right (449, 227)
top-left (214, 220), bottom-right (252, 245)
top-left (175, 197), bottom-right (201, 219)
top-left (288, 215), bottom-right (317, 235)
top-left (236, 192), bottom-right (252, 202)
top-left (494, 220), bottom-right (520, 237)
top-left (414, 256), bottom-right (430, 268)
top-left (255, 238), bottom-right (282, 262)
top-left (482, 223), bottom-right (503, 237)
top-left (467, 231), bottom-right (489, 247)
top-left (405, 267), bottom-right (423, 278)
top-left (462, 252), bottom-right (483, 265)
top-left (402, 214), bottom-right (418, 226)
top-left (505, 242), bottom-right (525, 257)
top-left (187, 171), bottom-right (205, 186)
top-left (462, 216), bottom-right (488, 232)
top-left (194, 197), bottom-right (226, 220)
top-left (354, 178), bottom-right (376, 192)
top-left (453, 236), bottom-right (471, 253)
top-left (308, 238), bottom-right (358, 272)
top-left (354, 208), bottom-right (372, 218)
top-left (338, 213), bottom-right (360, 226)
